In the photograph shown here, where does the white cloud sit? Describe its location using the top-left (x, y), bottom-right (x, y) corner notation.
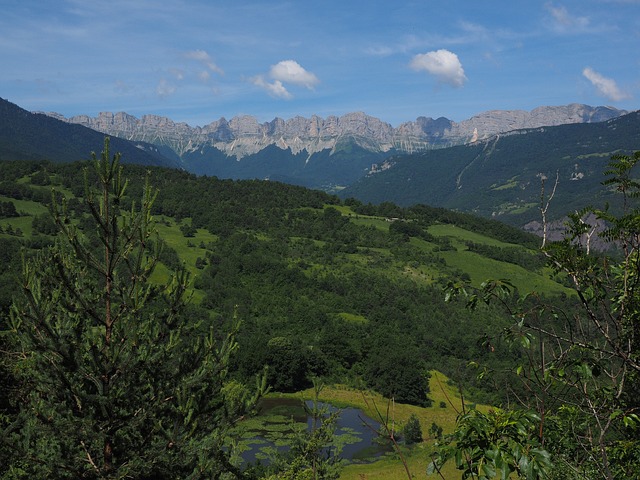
top-left (252, 60), bottom-right (319, 99)
top-left (269, 60), bottom-right (319, 90)
top-left (582, 67), bottom-right (629, 101)
top-left (545, 3), bottom-right (590, 32)
top-left (156, 78), bottom-right (176, 98)
top-left (410, 49), bottom-right (467, 87)
top-left (252, 75), bottom-right (292, 99)
top-left (184, 49), bottom-right (224, 75)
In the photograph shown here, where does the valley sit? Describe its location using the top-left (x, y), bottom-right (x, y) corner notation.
top-left (0, 157), bottom-right (570, 477)
top-left (3, 97), bottom-right (638, 230)
top-left (1, 100), bottom-right (639, 478)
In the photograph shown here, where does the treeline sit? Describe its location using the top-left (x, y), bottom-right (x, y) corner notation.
top-left (0, 159), bottom-right (542, 247)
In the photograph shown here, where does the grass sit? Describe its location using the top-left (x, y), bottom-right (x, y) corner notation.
top-left (154, 217), bottom-right (217, 304)
top-left (154, 218), bottom-right (217, 264)
top-left (28, 183), bottom-right (77, 200)
top-left (270, 372), bottom-right (490, 480)
top-left (426, 223), bottom-right (572, 295)
top-left (0, 195), bottom-right (49, 216)
top-left (0, 216), bottom-right (37, 238)
top-left (504, 202), bottom-right (538, 215)
top-left (350, 216), bottom-right (391, 231)
top-left (427, 224), bottom-right (522, 248)
top-left (439, 249), bottom-right (570, 295)
top-left (331, 204), bottom-right (357, 216)
top-left (326, 218), bottom-right (572, 296)
top-left (491, 176), bottom-right (519, 191)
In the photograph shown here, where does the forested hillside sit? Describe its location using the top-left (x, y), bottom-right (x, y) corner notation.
top-left (341, 110), bottom-right (640, 227)
top-left (0, 157), bottom-right (556, 404)
top-left (0, 98), bottom-right (180, 168)
top-left (1, 144), bottom-right (639, 479)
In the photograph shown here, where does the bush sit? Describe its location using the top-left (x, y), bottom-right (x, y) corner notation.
top-left (429, 422), bottom-right (443, 440)
top-left (403, 414), bottom-right (423, 445)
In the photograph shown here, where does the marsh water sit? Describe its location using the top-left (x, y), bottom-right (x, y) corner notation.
top-left (237, 397), bottom-right (392, 465)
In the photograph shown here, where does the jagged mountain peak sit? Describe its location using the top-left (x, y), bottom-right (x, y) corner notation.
top-left (43, 103), bottom-right (627, 163)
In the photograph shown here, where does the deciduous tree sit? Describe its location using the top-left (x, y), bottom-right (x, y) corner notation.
top-left (437, 152), bottom-right (640, 479)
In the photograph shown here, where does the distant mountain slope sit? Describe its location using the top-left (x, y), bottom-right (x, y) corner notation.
top-left (340, 110), bottom-right (640, 226)
top-left (0, 98), bottom-right (179, 168)
top-left (180, 137), bottom-right (389, 189)
top-left (44, 103), bottom-right (626, 189)
top-left (52, 104), bottom-right (626, 158)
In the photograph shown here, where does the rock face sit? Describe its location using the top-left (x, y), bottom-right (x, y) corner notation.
top-left (46, 104), bottom-right (626, 162)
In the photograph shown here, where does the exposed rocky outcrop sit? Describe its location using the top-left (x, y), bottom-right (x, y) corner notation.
top-left (45, 104), bottom-right (626, 162)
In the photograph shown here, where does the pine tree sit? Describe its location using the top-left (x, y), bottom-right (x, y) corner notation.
top-left (4, 139), bottom-right (254, 478)
top-left (403, 413), bottom-right (423, 445)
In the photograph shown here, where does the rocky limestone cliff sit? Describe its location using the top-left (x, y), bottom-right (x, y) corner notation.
top-left (46, 104), bottom-right (627, 161)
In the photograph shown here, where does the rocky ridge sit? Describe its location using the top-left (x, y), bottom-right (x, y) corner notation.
top-left (46, 104), bottom-right (626, 161)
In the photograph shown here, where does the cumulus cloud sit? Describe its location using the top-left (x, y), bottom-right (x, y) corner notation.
top-left (410, 49), bottom-right (467, 87)
top-left (252, 75), bottom-right (292, 99)
top-left (184, 49), bottom-right (224, 75)
top-left (269, 60), bottom-right (319, 89)
top-left (582, 67), bottom-right (629, 101)
top-left (253, 60), bottom-right (319, 99)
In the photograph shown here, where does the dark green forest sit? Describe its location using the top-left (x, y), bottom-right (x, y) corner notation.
top-left (1, 143), bottom-right (639, 479)
top-left (0, 158), bottom-right (536, 405)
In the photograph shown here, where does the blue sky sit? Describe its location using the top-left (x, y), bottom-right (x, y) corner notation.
top-left (1, 0), bottom-right (638, 127)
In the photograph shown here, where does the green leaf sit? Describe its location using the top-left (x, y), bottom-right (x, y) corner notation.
top-left (481, 462), bottom-right (497, 478)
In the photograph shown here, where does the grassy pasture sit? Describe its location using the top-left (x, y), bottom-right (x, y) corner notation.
top-left (427, 223), bottom-right (570, 295)
top-left (428, 224), bottom-right (523, 248)
top-left (153, 217), bottom-right (217, 303)
top-left (350, 216), bottom-right (391, 231)
top-left (0, 195), bottom-right (49, 216)
top-left (154, 217), bottom-right (216, 273)
top-left (0, 195), bottom-right (45, 237)
top-left (331, 204), bottom-right (357, 216)
top-left (28, 183), bottom-right (76, 200)
top-left (440, 249), bottom-right (569, 295)
top-left (0, 216), bottom-right (35, 238)
top-left (491, 176), bottom-right (519, 191)
top-left (269, 372), bottom-right (486, 480)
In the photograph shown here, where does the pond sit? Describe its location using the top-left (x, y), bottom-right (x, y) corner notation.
top-left (235, 397), bottom-right (393, 466)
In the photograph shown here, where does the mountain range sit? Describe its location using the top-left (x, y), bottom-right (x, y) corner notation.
top-left (48, 104), bottom-right (625, 158)
top-left (2, 96), bottom-right (638, 229)
top-left (342, 109), bottom-right (640, 231)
